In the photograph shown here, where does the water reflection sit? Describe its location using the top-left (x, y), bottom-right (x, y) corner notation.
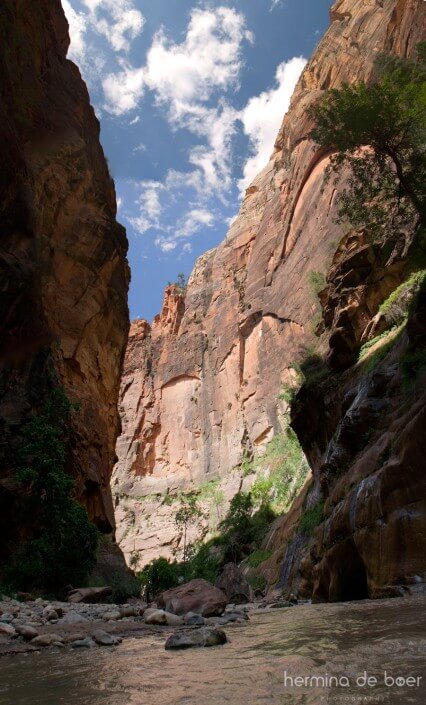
top-left (0, 595), bottom-right (425, 705)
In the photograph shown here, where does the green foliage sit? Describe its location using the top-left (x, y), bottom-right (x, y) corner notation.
top-left (169, 272), bottom-right (188, 295)
top-left (247, 574), bottom-right (267, 593)
top-left (245, 549), bottom-right (272, 568)
top-left (198, 479), bottom-right (225, 519)
top-left (217, 492), bottom-right (276, 563)
top-left (241, 450), bottom-right (256, 477)
top-left (138, 557), bottom-right (180, 597)
top-left (310, 44), bottom-right (426, 239)
top-left (138, 540), bottom-right (221, 598)
top-left (308, 270), bottom-right (326, 296)
top-left (250, 429), bottom-right (309, 513)
top-left (6, 388), bottom-right (98, 593)
top-left (307, 271), bottom-right (327, 335)
top-left (184, 540), bottom-right (221, 584)
top-left (279, 384), bottom-right (298, 406)
top-left (293, 350), bottom-right (334, 391)
top-left (358, 326), bottom-right (403, 373)
top-left (379, 269), bottom-right (426, 326)
top-left (174, 493), bottom-right (205, 576)
top-left (299, 501), bottom-right (324, 537)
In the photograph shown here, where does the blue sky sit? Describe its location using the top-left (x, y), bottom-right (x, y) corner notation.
top-left (63, 0), bottom-right (331, 321)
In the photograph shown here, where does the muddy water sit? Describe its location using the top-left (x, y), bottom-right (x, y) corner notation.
top-left (0, 595), bottom-right (425, 705)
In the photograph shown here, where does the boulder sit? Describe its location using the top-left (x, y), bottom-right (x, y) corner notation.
top-left (71, 637), bottom-right (95, 648)
top-left (31, 634), bottom-right (64, 647)
top-left (104, 610), bottom-right (121, 621)
top-left (92, 629), bottom-right (119, 646)
top-left (16, 625), bottom-right (38, 641)
top-left (157, 579), bottom-right (227, 617)
top-left (58, 611), bottom-right (89, 625)
top-left (184, 613), bottom-right (206, 626)
top-left (67, 587), bottom-right (112, 604)
top-left (144, 609), bottom-right (167, 625)
top-left (165, 627), bottom-right (227, 650)
top-left (215, 563), bottom-right (252, 604)
top-left (43, 609), bottom-right (59, 622)
top-left (164, 612), bottom-right (184, 627)
top-left (119, 605), bottom-right (139, 618)
top-left (0, 623), bottom-right (16, 637)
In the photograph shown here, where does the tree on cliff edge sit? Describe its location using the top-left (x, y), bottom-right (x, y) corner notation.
top-left (309, 43), bottom-right (426, 244)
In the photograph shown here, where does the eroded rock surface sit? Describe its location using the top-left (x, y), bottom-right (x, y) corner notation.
top-left (0, 0), bottom-right (129, 569)
top-left (114, 0), bottom-right (425, 584)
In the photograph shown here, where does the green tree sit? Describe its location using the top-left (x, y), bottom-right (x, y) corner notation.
top-left (7, 388), bottom-right (98, 592)
top-left (309, 44), bottom-right (426, 240)
top-left (174, 494), bottom-right (204, 580)
top-left (138, 557), bottom-right (180, 599)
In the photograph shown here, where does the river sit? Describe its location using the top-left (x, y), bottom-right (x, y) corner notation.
top-left (0, 595), bottom-right (425, 705)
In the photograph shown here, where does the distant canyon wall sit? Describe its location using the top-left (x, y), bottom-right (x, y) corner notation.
top-left (113, 0), bottom-right (426, 593)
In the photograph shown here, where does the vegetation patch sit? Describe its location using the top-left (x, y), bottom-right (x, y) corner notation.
top-left (245, 549), bottom-right (272, 568)
top-left (249, 429), bottom-right (309, 514)
top-left (358, 325), bottom-right (403, 373)
top-left (379, 270), bottom-right (426, 327)
top-left (5, 388), bottom-right (98, 595)
top-left (299, 501), bottom-right (325, 537)
top-left (309, 43), bottom-right (426, 243)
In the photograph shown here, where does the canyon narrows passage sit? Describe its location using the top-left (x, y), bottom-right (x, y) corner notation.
top-left (113, 0), bottom-right (426, 602)
top-left (0, 3), bottom-right (425, 700)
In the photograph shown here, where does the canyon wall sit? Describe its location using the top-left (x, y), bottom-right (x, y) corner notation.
top-left (0, 0), bottom-right (129, 568)
top-left (114, 0), bottom-right (426, 597)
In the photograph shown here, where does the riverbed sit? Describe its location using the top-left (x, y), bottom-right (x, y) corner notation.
top-left (0, 595), bottom-right (425, 705)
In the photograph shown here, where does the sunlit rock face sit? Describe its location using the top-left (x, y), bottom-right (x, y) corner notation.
top-left (0, 0), bottom-right (130, 565)
top-left (113, 0), bottom-right (426, 595)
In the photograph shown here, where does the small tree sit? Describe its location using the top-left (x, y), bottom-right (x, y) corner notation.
top-left (169, 272), bottom-right (188, 295)
top-left (174, 494), bottom-right (204, 580)
top-left (7, 388), bottom-right (98, 592)
top-left (309, 44), bottom-right (426, 241)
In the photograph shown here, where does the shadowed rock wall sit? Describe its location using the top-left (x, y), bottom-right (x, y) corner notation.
top-left (0, 0), bottom-right (130, 567)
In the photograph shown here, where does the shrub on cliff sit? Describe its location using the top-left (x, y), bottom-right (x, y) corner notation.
top-left (6, 388), bottom-right (98, 593)
top-left (310, 42), bottom-right (426, 240)
top-left (379, 269), bottom-right (426, 326)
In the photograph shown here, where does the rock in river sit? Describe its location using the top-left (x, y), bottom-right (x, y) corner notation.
top-left (158, 579), bottom-right (227, 617)
top-left (165, 627), bottom-right (227, 650)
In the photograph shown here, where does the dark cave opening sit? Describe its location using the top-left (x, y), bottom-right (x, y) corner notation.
top-left (330, 540), bottom-right (369, 601)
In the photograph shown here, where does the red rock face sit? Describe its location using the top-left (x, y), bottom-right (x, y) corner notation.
top-left (0, 0), bottom-right (129, 563)
top-left (114, 0), bottom-right (426, 594)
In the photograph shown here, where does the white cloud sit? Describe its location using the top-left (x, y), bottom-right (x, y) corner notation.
top-left (155, 237), bottom-right (177, 253)
top-left (129, 116), bottom-right (141, 125)
top-left (145, 7), bottom-right (252, 119)
top-left (63, 0), bottom-right (87, 61)
top-left (63, 0), bottom-right (145, 89)
top-left (81, 0), bottom-right (145, 52)
top-left (133, 142), bottom-right (147, 153)
top-left (127, 181), bottom-right (164, 234)
top-left (102, 62), bottom-right (145, 115)
top-left (176, 208), bottom-right (215, 237)
top-left (153, 208), bottom-right (215, 252)
top-left (185, 102), bottom-right (238, 195)
top-left (238, 56), bottom-right (306, 193)
top-left (102, 7), bottom-right (249, 196)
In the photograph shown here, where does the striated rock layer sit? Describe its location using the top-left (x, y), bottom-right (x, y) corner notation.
top-left (0, 0), bottom-right (129, 567)
top-left (114, 0), bottom-right (426, 595)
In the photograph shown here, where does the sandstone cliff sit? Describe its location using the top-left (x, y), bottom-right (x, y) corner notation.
top-left (0, 1), bottom-right (129, 569)
top-left (114, 0), bottom-right (426, 599)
